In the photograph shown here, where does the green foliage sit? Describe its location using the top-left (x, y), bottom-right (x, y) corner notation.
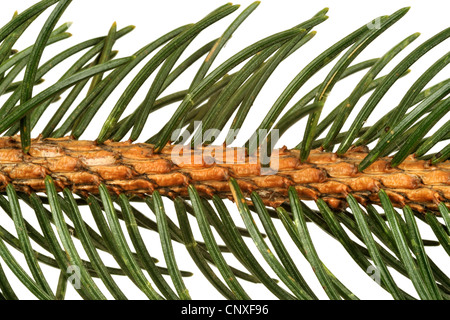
top-left (0, 1), bottom-right (448, 300)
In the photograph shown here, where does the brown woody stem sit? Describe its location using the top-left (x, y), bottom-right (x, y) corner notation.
top-left (0, 136), bottom-right (448, 213)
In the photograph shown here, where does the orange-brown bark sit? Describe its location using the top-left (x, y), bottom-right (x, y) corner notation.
top-left (0, 136), bottom-right (448, 212)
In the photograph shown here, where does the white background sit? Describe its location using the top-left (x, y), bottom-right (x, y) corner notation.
top-left (0, 0), bottom-right (449, 300)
